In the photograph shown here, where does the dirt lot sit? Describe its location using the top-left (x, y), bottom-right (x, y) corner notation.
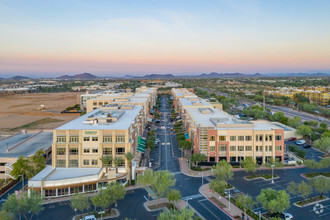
top-left (0, 92), bottom-right (82, 131)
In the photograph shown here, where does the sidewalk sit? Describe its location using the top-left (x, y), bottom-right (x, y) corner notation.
top-left (200, 183), bottom-right (254, 220)
top-left (179, 157), bottom-right (305, 178)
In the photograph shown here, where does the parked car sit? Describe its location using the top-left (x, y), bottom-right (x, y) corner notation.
top-left (154, 119), bottom-right (160, 123)
top-left (303, 144), bottom-right (312, 148)
top-left (296, 140), bottom-right (306, 145)
top-left (283, 213), bottom-right (293, 220)
top-left (288, 137), bottom-right (297, 141)
top-left (84, 215), bottom-right (96, 220)
top-left (161, 125), bottom-right (165, 129)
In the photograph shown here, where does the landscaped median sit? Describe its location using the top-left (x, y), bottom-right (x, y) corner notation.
top-left (301, 172), bottom-right (330, 179)
top-left (244, 174), bottom-right (279, 181)
top-left (72, 209), bottom-right (119, 220)
top-left (293, 196), bottom-right (329, 208)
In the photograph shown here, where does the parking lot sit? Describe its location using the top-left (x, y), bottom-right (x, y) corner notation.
top-left (228, 169), bottom-right (330, 219)
top-left (286, 140), bottom-right (326, 162)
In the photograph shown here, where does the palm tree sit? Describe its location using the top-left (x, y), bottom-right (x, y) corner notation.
top-left (124, 152), bottom-right (135, 185)
top-left (100, 155), bottom-right (112, 173)
top-left (114, 157), bottom-right (123, 173)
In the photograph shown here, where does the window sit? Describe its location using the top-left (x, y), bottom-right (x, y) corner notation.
top-left (209, 146), bottom-right (215, 151)
top-left (103, 136), bottom-right (112, 143)
top-left (230, 136), bottom-right (236, 141)
top-left (276, 135), bottom-right (282, 141)
top-left (69, 136), bottom-right (79, 143)
top-left (265, 146), bottom-right (268, 152)
top-left (92, 137), bottom-right (98, 141)
top-left (230, 146), bottom-right (236, 151)
top-left (238, 146), bottom-right (244, 151)
top-left (83, 148), bottom-right (90, 153)
top-left (269, 135), bottom-right (273, 141)
top-left (99, 102), bottom-right (103, 105)
top-left (265, 135), bottom-right (268, 141)
top-left (259, 135), bottom-right (263, 141)
top-left (118, 159), bottom-right (125, 166)
top-left (116, 136), bottom-right (125, 143)
top-left (57, 148), bottom-right (66, 155)
top-left (104, 102), bottom-right (108, 105)
top-left (256, 146), bottom-right (263, 152)
top-left (84, 137), bottom-right (90, 141)
top-left (93, 102), bottom-right (97, 106)
top-left (56, 160), bottom-right (66, 167)
top-left (245, 146), bottom-right (252, 151)
top-left (238, 136), bottom-right (244, 141)
top-left (219, 136), bottom-right (226, 141)
top-left (276, 145), bottom-right (282, 151)
top-left (209, 136), bottom-right (215, 141)
top-left (83, 160), bottom-right (90, 165)
top-left (259, 146), bottom-right (263, 151)
top-left (245, 136), bottom-right (252, 141)
top-left (103, 148), bottom-right (112, 155)
top-left (69, 159), bottom-right (78, 167)
top-left (269, 146), bottom-right (273, 151)
top-left (92, 159), bottom-right (98, 165)
top-left (219, 145), bottom-right (226, 151)
top-left (92, 148), bottom-right (98, 153)
top-left (56, 136), bottom-right (66, 143)
top-left (69, 148), bottom-right (78, 155)
top-left (116, 147), bottom-right (125, 155)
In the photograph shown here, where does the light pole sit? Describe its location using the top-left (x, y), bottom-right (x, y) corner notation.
top-left (18, 174), bottom-right (24, 192)
top-left (271, 164), bottom-right (275, 184)
top-left (309, 133), bottom-right (312, 145)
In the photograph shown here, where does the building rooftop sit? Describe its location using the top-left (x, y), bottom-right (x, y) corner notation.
top-left (56, 105), bottom-right (143, 130)
top-left (0, 131), bottom-right (53, 158)
top-left (179, 98), bottom-right (211, 107)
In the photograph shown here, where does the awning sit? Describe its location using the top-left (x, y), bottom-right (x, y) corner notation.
top-left (184, 133), bottom-right (190, 139)
top-left (137, 136), bottom-right (146, 153)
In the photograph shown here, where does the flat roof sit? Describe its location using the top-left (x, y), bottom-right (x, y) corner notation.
top-left (30, 166), bottom-right (101, 181)
top-left (0, 131), bottom-right (53, 158)
top-left (56, 105), bottom-right (143, 130)
top-left (179, 98), bottom-right (211, 107)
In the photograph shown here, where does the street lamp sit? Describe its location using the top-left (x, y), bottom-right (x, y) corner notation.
top-left (228, 190), bottom-right (231, 212)
top-left (271, 164), bottom-right (275, 184)
top-left (18, 174), bottom-right (24, 192)
top-left (186, 198), bottom-right (192, 209)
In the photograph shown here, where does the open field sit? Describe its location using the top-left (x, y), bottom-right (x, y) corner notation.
top-left (0, 92), bottom-right (82, 131)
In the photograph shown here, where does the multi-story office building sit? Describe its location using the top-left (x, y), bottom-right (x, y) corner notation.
top-left (28, 104), bottom-right (147, 198)
top-left (172, 89), bottom-right (285, 164)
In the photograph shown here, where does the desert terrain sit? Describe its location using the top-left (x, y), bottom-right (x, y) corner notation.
top-left (0, 92), bottom-right (82, 131)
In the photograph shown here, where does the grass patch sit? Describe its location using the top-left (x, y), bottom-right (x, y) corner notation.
top-left (191, 166), bottom-right (211, 171)
top-left (246, 174), bottom-right (278, 180)
top-left (10, 118), bottom-right (63, 131)
top-left (296, 196), bottom-right (326, 206)
top-left (304, 172), bottom-right (330, 178)
top-left (210, 197), bottom-right (226, 208)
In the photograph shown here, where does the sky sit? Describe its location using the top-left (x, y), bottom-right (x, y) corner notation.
top-left (0, 0), bottom-right (330, 77)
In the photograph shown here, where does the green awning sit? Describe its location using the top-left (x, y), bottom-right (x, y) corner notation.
top-left (137, 136), bottom-right (146, 153)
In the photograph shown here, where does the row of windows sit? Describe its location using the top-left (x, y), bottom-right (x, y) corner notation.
top-left (56, 147), bottom-right (124, 155)
top-left (208, 145), bottom-right (282, 152)
top-left (56, 135), bottom-right (126, 143)
top-left (208, 134), bottom-right (282, 142)
top-left (93, 102), bottom-right (109, 106)
top-left (45, 184), bottom-right (97, 197)
top-left (83, 159), bottom-right (98, 166)
top-left (56, 159), bottom-right (125, 167)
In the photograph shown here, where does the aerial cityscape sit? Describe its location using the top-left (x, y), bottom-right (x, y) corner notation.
top-left (0, 1), bottom-right (329, 220)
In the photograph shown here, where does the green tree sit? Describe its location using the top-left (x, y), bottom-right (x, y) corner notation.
top-left (158, 207), bottom-right (194, 220)
top-left (71, 193), bottom-right (90, 217)
top-left (319, 122), bottom-right (328, 129)
top-left (190, 153), bottom-right (207, 167)
top-left (92, 182), bottom-right (126, 212)
top-left (100, 155), bottom-right (112, 173)
top-left (297, 181), bottom-right (313, 203)
top-left (242, 157), bottom-right (256, 175)
top-left (296, 125), bottom-right (313, 137)
top-left (256, 189), bottom-right (290, 214)
top-left (287, 181), bottom-right (297, 196)
top-left (31, 149), bottom-right (46, 176)
top-left (270, 111), bottom-right (284, 122)
top-left (314, 137), bottom-right (330, 152)
top-left (138, 170), bottom-right (176, 205)
top-left (0, 209), bottom-right (14, 220)
top-left (304, 159), bottom-right (321, 174)
top-left (10, 156), bottom-right (30, 179)
top-left (114, 157), bottom-right (123, 173)
top-left (236, 194), bottom-right (255, 217)
top-left (3, 191), bottom-right (44, 220)
top-left (311, 176), bottom-right (330, 198)
top-left (124, 152), bottom-right (135, 185)
top-left (179, 140), bottom-right (191, 157)
top-left (213, 160), bottom-right (233, 182)
top-left (287, 116), bottom-right (301, 128)
top-left (209, 179), bottom-right (227, 194)
top-left (320, 157), bottom-right (330, 169)
top-left (166, 189), bottom-right (181, 206)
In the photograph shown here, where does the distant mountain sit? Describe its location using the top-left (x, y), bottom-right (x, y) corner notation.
top-left (139, 74), bottom-right (175, 79)
top-left (263, 72), bottom-right (330, 77)
top-left (57, 73), bottom-right (98, 80)
top-left (10, 75), bottom-right (30, 80)
top-left (198, 72), bottom-right (247, 78)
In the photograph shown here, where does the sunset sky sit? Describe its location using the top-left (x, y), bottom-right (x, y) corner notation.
top-left (1, 0), bottom-right (330, 76)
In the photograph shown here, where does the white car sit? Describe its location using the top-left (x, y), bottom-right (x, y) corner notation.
top-left (161, 125), bottom-right (165, 129)
top-left (296, 140), bottom-right (306, 145)
top-left (283, 212), bottom-right (293, 220)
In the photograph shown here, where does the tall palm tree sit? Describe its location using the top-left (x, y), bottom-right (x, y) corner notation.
top-left (124, 152), bottom-right (135, 185)
top-left (114, 157), bottom-right (123, 173)
top-left (100, 155), bottom-right (112, 173)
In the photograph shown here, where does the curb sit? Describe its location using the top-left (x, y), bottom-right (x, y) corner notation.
top-left (72, 208), bottom-right (119, 220)
top-left (243, 176), bottom-right (279, 181)
top-left (293, 196), bottom-right (329, 208)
